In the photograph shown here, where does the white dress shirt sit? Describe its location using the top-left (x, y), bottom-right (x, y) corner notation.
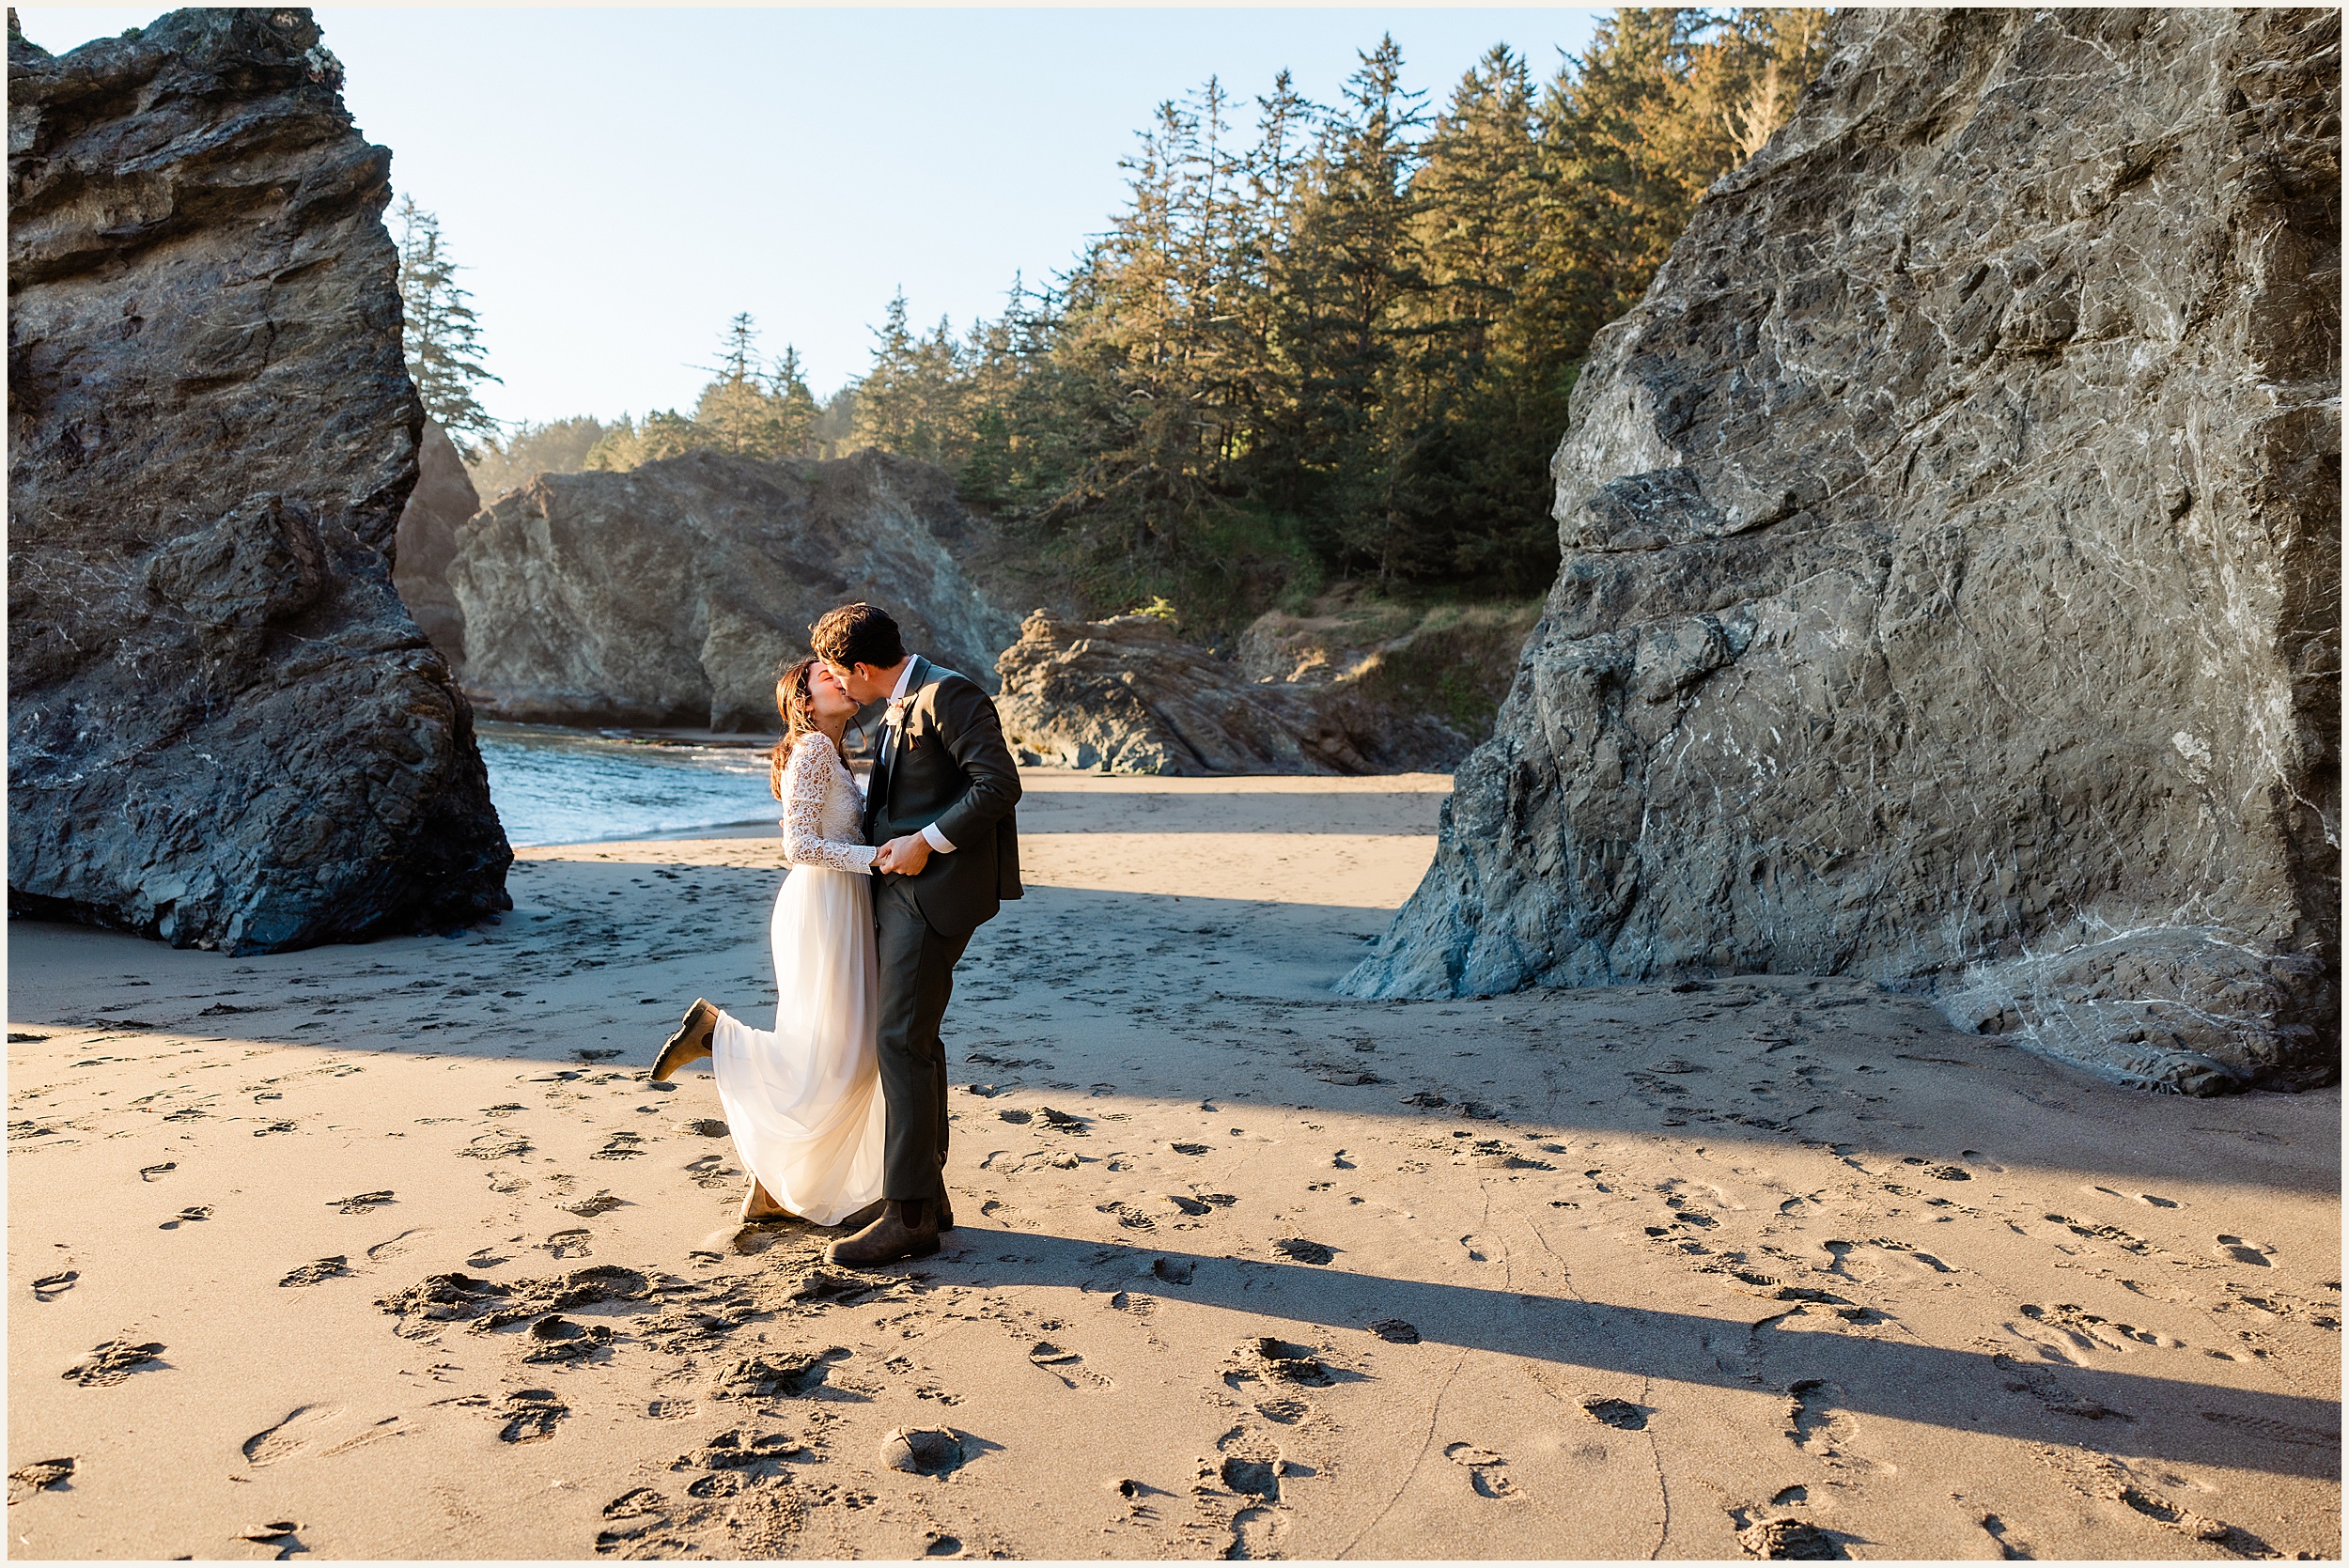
top-left (888, 660), bottom-right (957, 854)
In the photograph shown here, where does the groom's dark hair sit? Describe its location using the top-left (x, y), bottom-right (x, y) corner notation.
top-left (811, 601), bottom-right (905, 670)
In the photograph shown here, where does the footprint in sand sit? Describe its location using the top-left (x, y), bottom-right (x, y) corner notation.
top-left (2015, 1302), bottom-right (2183, 1353)
top-left (496, 1389), bottom-right (568, 1443)
top-left (1990, 1354), bottom-right (2128, 1421)
top-left (1444, 1442), bottom-right (1516, 1498)
top-left (31, 1269), bottom-right (78, 1301)
top-left (278, 1257), bottom-right (350, 1288)
top-left (138, 1162), bottom-right (176, 1182)
top-left (558, 1190), bottom-right (623, 1218)
top-left (366, 1229), bottom-right (433, 1264)
top-left (330, 1191), bottom-right (396, 1215)
top-left (1785, 1380), bottom-right (1851, 1455)
top-left (1735, 1514), bottom-right (1843, 1560)
top-left (7, 1457), bottom-right (74, 1502)
top-left (157, 1205), bottom-right (212, 1230)
top-left (242, 1404), bottom-right (339, 1466)
top-left (541, 1229), bottom-right (595, 1260)
top-left (1579, 1395), bottom-right (1649, 1431)
top-left (462, 1132), bottom-right (533, 1160)
top-left (2214, 1234), bottom-right (2276, 1267)
top-left (63, 1339), bottom-right (167, 1386)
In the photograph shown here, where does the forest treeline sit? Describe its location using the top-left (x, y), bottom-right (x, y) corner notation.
top-left (452, 8), bottom-right (1828, 632)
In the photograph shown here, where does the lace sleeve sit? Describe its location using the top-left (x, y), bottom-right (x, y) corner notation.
top-left (780, 735), bottom-right (877, 872)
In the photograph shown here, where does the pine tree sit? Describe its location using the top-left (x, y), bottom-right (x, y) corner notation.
top-left (1289, 35), bottom-right (1432, 580)
top-left (693, 312), bottom-right (796, 458)
top-left (851, 290), bottom-right (925, 458)
top-left (395, 196), bottom-right (503, 458)
top-left (770, 344), bottom-right (822, 458)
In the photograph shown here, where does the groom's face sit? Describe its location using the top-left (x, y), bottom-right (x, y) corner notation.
top-left (827, 659), bottom-right (888, 706)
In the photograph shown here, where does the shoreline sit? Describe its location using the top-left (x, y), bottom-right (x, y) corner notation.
top-left (8, 769), bottom-right (2338, 1560)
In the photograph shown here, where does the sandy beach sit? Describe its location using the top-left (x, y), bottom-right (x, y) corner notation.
top-left (7, 768), bottom-right (2339, 1560)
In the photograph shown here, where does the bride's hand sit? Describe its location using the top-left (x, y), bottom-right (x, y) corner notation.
top-left (875, 834), bottom-right (932, 876)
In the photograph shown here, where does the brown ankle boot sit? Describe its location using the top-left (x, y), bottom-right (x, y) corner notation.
top-left (935, 1191), bottom-right (955, 1233)
top-left (651, 999), bottom-right (718, 1081)
top-left (824, 1199), bottom-right (940, 1266)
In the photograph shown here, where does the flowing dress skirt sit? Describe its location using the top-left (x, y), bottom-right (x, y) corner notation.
top-left (710, 863), bottom-right (886, 1225)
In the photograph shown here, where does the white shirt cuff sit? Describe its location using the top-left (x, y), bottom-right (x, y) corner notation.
top-left (921, 821), bottom-right (956, 853)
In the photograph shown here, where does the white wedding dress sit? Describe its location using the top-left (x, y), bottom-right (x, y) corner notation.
top-left (709, 732), bottom-right (886, 1225)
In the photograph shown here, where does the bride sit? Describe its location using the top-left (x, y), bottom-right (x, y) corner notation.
top-left (646, 657), bottom-right (885, 1228)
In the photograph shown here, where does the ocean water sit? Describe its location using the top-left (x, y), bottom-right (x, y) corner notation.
top-left (476, 722), bottom-right (782, 847)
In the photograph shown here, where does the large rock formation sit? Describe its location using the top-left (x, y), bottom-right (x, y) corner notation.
top-left (1344, 9), bottom-right (2340, 1094)
top-left (446, 447), bottom-right (1022, 730)
top-left (8, 8), bottom-right (512, 954)
top-left (996, 611), bottom-right (1471, 775)
top-left (391, 420), bottom-right (480, 667)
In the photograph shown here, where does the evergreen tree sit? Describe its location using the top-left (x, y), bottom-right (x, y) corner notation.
top-left (396, 196), bottom-right (503, 458)
top-left (693, 312), bottom-right (786, 456)
top-left (770, 344), bottom-right (822, 458)
top-left (731, 13), bottom-right (1834, 625)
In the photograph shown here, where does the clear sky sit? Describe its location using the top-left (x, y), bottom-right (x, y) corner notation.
top-left (16, 7), bottom-right (1602, 430)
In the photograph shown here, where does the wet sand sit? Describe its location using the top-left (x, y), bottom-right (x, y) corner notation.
top-left (7, 768), bottom-right (2340, 1559)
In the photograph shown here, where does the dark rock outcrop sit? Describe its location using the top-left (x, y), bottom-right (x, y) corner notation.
top-left (446, 447), bottom-right (1021, 730)
top-left (8, 8), bottom-right (511, 953)
top-left (996, 611), bottom-right (1471, 775)
top-left (392, 420), bottom-right (480, 667)
top-left (1343, 9), bottom-right (2340, 1094)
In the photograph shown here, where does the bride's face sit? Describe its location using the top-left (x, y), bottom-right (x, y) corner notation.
top-left (807, 662), bottom-right (859, 724)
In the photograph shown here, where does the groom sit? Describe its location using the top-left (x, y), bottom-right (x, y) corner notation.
top-left (812, 601), bottom-right (1021, 1265)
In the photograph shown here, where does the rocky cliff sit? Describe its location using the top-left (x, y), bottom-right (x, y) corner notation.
top-left (446, 447), bottom-right (1021, 730)
top-left (392, 420), bottom-right (480, 667)
top-left (996, 611), bottom-right (1471, 775)
top-left (1343, 8), bottom-right (2340, 1094)
top-left (8, 8), bottom-right (511, 953)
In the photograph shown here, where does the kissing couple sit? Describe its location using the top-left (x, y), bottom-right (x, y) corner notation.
top-left (646, 600), bottom-right (1020, 1266)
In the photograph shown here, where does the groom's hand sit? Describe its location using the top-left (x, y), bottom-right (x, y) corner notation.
top-left (875, 834), bottom-right (932, 876)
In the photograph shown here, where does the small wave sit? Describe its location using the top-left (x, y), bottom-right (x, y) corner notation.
top-left (477, 722), bottom-right (780, 847)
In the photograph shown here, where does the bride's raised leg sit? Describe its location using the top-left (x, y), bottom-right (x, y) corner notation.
top-left (651, 998), bottom-right (719, 1081)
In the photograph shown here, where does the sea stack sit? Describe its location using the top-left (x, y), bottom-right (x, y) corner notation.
top-left (1342, 9), bottom-right (2340, 1094)
top-left (445, 447), bottom-right (1021, 731)
top-left (8, 8), bottom-right (512, 953)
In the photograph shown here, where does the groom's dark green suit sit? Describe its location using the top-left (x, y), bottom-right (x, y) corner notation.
top-left (863, 656), bottom-right (1021, 1202)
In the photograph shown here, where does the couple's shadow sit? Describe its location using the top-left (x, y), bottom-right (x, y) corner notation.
top-left (869, 1224), bottom-right (2340, 1483)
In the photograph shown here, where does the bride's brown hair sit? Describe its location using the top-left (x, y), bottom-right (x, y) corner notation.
top-left (768, 656), bottom-right (825, 800)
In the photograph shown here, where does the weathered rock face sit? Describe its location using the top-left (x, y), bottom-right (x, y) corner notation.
top-left (8, 8), bottom-right (512, 954)
top-left (1344, 9), bottom-right (2340, 1094)
top-left (392, 420), bottom-right (479, 667)
top-left (996, 611), bottom-right (1471, 775)
top-left (447, 447), bottom-right (1021, 730)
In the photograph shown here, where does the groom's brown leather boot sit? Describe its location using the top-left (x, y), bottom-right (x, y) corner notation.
top-left (824, 1198), bottom-right (940, 1265)
top-left (651, 999), bottom-right (718, 1082)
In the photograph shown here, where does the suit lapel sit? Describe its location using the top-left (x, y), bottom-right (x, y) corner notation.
top-left (864, 656), bottom-right (927, 840)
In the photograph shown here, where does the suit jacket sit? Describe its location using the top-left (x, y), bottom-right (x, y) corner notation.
top-left (863, 657), bottom-right (1022, 936)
